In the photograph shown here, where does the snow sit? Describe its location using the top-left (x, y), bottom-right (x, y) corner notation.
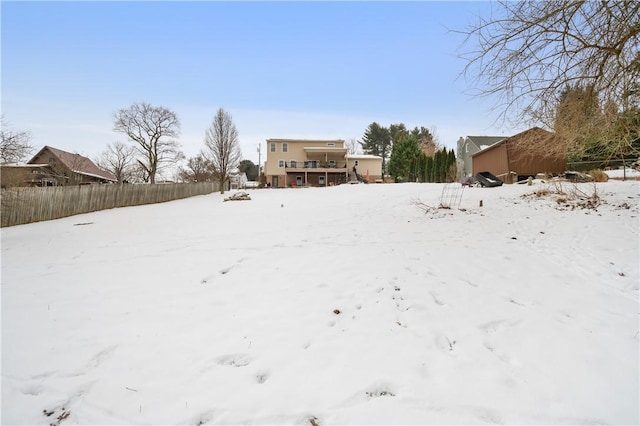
top-left (2, 181), bottom-right (639, 425)
top-left (605, 168), bottom-right (640, 179)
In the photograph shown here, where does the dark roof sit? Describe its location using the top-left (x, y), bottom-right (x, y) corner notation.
top-left (28, 146), bottom-right (117, 181)
top-left (466, 136), bottom-right (507, 150)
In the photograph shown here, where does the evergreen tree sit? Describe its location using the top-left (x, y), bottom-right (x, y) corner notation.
top-left (388, 133), bottom-right (421, 182)
top-left (413, 153), bottom-right (426, 182)
top-left (432, 150), bottom-right (444, 182)
top-left (411, 126), bottom-right (437, 157)
top-left (447, 149), bottom-right (457, 182)
top-left (360, 122), bottom-right (391, 174)
top-left (389, 123), bottom-right (408, 144)
top-left (424, 156), bottom-right (434, 182)
top-left (238, 159), bottom-right (258, 181)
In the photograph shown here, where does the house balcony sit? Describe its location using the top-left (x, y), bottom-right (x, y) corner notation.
top-left (284, 161), bottom-right (348, 173)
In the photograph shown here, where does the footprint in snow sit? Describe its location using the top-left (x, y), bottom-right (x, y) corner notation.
top-left (429, 291), bottom-right (446, 306)
top-left (479, 318), bottom-right (522, 334)
top-left (21, 382), bottom-right (43, 396)
top-left (193, 410), bottom-right (215, 426)
top-left (255, 371), bottom-right (270, 384)
top-left (216, 354), bottom-right (251, 367)
top-left (366, 386), bottom-right (396, 398)
top-left (86, 345), bottom-right (118, 369)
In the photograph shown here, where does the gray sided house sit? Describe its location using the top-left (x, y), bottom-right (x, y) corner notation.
top-left (456, 135), bottom-right (507, 179)
top-left (1, 145), bottom-right (116, 188)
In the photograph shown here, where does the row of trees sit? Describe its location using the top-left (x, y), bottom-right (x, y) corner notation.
top-left (5, 3), bottom-right (637, 182)
top-left (2, 105), bottom-right (246, 193)
top-left (359, 123), bottom-right (438, 175)
top-left (387, 133), bottom-right (456, 183)
top-left (110, 3), bottom-right (639, 183)
top-left (555, 84), bottom-right (640, 164)
top-left (109, 103), bottom-right (242, 192)
top-left (359, 122), bottom-right (456, 182)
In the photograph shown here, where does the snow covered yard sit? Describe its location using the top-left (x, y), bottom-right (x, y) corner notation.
top-left (2, 181), bottom-right (638, 425)
top-left (605, 168), bottom-right (640, 180)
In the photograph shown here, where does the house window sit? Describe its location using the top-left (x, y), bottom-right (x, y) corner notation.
top-left (282, 142), bottom-right (288, 153)
top-left (278, 160), bottom-right (285, 168)
top-left (327, 143), bottom-right (335, 147)
top-left (290, 160), bottom-right (297, 168)
top-left (270, 142), bottom-right (276, 153)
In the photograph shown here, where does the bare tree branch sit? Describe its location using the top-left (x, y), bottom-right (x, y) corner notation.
top-left (459, 1), bottom-right (640, 126)
top-left (1, 115), bottom-right (34, 164)
top-left (95, 142), bottom-right (137, 183)
top-left (178, 154), bottom-right (214, 183)
top-left (203, 108), bottom-right (242, 194)
top-left (113, 102), bottom-right (183, 184)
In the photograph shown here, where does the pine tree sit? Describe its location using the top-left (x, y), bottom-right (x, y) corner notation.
top-left (389, 123), bottom-right (408, 144)
top-left (360, 122), bottom-right (391, 174)
top-left (447, 149), bottom-right (457, 182)
top-left (411, 126), bottom-right (437, 157)
top-left (424, 156), bottom-right (433, 182)
top-left (388, 133), bottom-right (421, 182)
top-left (431, 150), bottom-right (440, 182)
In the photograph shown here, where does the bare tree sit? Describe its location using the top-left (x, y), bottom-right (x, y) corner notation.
top-left (113, 102), bottom-right (184, 184)
top-left (178, 153), bottom-right (214, 183)
top-left (345, 138), bottom-right (361, 155)
top-left (459, 1), bottom-right (640, 156)
top-left (131, 160), bottom-right (151, 184)
top-left (203, 108), bottom-right (241, 194)
top-left (1, 115), bottom-right (34, 164)
top-left (95, 142), bottom-right (137, 183)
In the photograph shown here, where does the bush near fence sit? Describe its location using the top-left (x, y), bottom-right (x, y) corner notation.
top-left (1, 182), bottom-right (220, 227)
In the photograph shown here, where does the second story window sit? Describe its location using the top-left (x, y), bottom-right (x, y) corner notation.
top-left (282, 143), bottom-right (288, 153)
top-left (278, 160), bottom-right (285, 168)
top-left (270, 142), bottom-right (276, 153)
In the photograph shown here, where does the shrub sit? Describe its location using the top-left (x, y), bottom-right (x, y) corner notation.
top-left (588, 169), bottom-right (609, 182)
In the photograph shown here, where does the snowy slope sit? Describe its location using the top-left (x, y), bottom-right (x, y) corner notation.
top-left (2, 181), bottom-right (638, 425)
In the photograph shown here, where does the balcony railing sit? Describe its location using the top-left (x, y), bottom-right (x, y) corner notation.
top-left (284, 161), bottom-right (347, 170)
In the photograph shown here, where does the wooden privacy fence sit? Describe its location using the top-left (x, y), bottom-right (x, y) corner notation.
top-left (1, 182), bottom-right (220, 227)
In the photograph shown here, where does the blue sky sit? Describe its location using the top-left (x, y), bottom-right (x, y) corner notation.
top-left (2, 1), bottom-right (523, 170)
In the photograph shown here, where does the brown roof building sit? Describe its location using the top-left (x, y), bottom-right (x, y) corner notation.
top-left (471, 127), bottom-right (566, 183)
top-left (1, 146), bottom-right (116, 188)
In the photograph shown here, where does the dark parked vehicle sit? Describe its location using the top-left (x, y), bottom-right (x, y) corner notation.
top-left (475, 171), bottom-right (503, 187)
